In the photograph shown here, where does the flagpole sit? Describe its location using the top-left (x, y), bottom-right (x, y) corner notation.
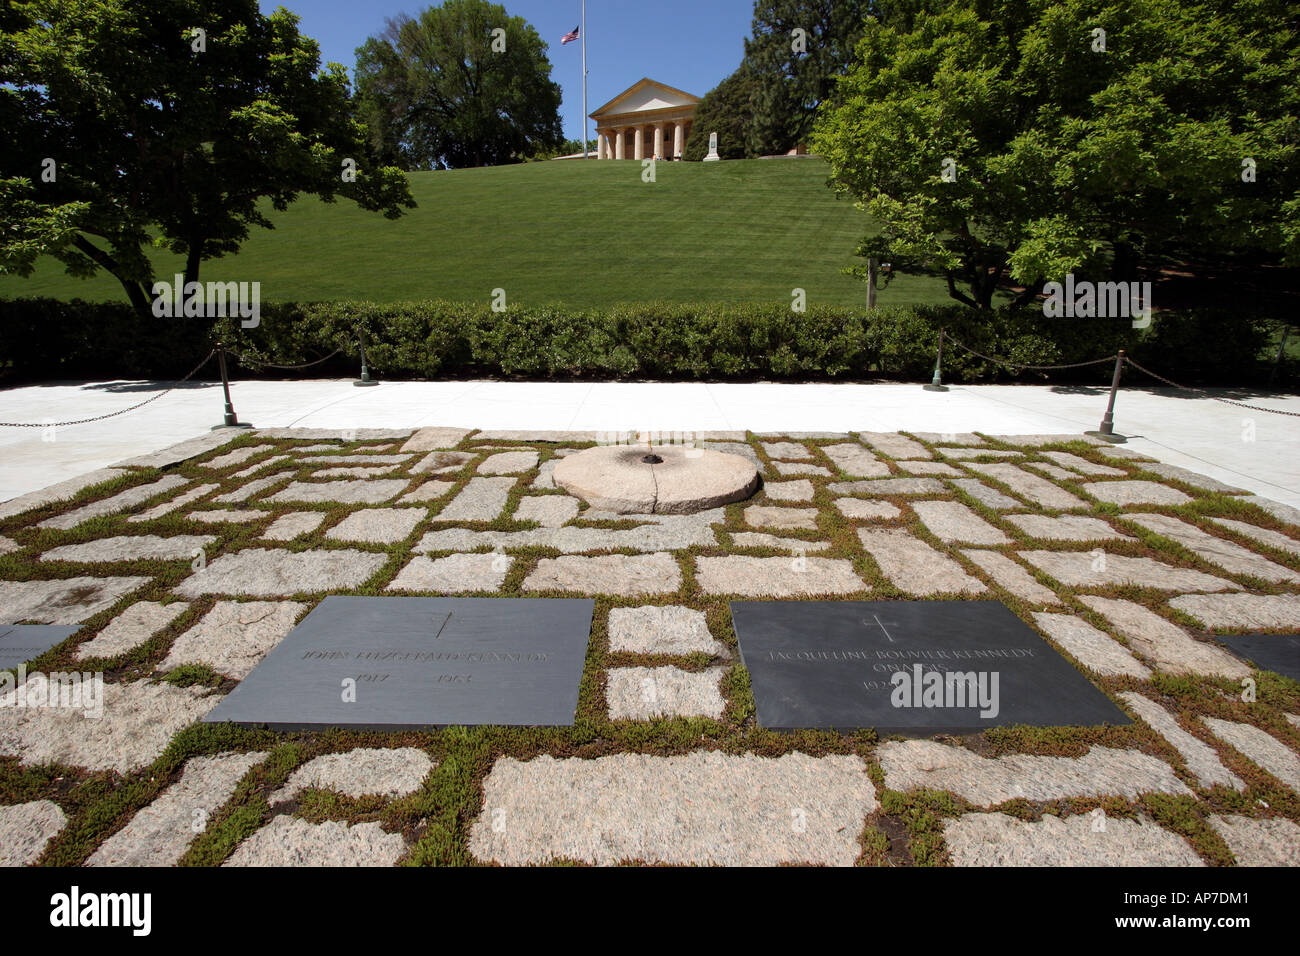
top-left (581, 0), bottom-right (588, 157)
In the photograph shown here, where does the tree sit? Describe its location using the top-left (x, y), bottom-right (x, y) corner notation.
top-left (354, 1), bottom-right (564, 170)
top-left (812, 0), bottom-right (1300, 309)
top-left (743, 0), bottom-right (877, 157)
top-left (683, 66), bottom-right (759, 161)
top-left (2, 0), bottom-right (414, 317)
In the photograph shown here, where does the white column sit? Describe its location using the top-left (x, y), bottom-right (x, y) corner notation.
top-left (653, 123), bottom-right (664, 160)
top-left (673, 121), bottom-right (684, 159)
top-left (596, 131), bottom-right (605, 160)
top-left (615, 128), bottom-right (624, 160)
top-left (633, 126), bottom-right (644, 161)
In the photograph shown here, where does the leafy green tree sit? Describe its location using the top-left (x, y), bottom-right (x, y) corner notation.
top-left (2, 0), bottom-right (414, 317)
top-left (683, 66), bottom-right (759, 161)
top-left (354, 1), bottom-right (564, 170)
top-left (743, 0), bottom-right (878, 157)
top-left (812, 0), bottom-right (1300, 309)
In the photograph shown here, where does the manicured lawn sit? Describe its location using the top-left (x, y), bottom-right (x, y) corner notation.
top-left (0, 158), bottom-right (954, 309)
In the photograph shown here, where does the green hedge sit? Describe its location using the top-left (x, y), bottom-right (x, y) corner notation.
top-left (0, 297), bottom-right (1280, 387)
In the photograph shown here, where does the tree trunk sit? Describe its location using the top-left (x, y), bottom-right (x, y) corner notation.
top-left (71, 235), bottom-right (153, 318)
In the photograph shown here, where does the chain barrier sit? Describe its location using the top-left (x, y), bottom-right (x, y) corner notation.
top-left (222, 345), bottom-right (349, 371)
top-left (1122, 355), bottom-right (1300, 419)
top-left (0, 350), bottom-right (217, 428)
top-left (944, 335), bottom-right (1119, 371)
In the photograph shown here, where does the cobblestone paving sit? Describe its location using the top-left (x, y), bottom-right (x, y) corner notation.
top-left (0, 429), bottom-right (1296, 867)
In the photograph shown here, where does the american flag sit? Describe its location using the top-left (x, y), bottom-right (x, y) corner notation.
top-left (562, 25), bottom-right (580, 44)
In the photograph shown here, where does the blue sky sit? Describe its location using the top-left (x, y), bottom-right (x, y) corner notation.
top-left (259, 0), bottom-right (756, 144)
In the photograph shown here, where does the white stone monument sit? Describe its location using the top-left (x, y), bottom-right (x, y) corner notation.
top-left (703, 131), bottom-right (720, 162)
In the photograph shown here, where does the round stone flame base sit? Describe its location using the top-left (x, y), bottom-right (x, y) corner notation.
top-left (553, 444), bottom-right (759, 514)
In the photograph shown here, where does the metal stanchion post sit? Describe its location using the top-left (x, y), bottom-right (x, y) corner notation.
top-left (211, 343), bottom-right (252, 430)
top-left (923, 328), bottom-right (949, 392)
top-left (1085, 350), bottom-right (1127, 443)
top-left (354, 326), bottom-right (378, 387)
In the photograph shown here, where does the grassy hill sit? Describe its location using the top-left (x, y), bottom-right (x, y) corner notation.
top-left (0, 158), bottom-right (954, 310)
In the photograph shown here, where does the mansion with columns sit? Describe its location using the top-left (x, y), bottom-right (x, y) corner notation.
top-left (590, 78), bottom-right (701, 160)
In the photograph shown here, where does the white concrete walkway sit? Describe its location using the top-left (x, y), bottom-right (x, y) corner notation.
top-left (1, 378), bottom-right (1296, 506)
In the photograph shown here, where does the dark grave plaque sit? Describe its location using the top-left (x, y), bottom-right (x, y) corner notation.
top-left (0, 625), bottom-right (79, 670)
top-left (1210, 633), bottom-right (1300, 682)
top-left (204, 596), bottom-right (593, 731)
top-left (731, 600), bottom-right (1129, 734)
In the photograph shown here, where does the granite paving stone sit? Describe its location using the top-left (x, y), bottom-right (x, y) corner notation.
top-left (1017, 550), bottom-right (1233, 592)
top-left (267, 479), bottom-right (408, 506)
top-left (761, 441), bottom-right (813, 460)
top-left (606, 666), bottom-right (726, 719)
top-left (1119, 692), bottom-right (1244, 790)
top-left (0, 800), bottom-right (67, 866)
top-left (858, 432), bottom-right (931, 459)
top-left (963, 551), bottom-right (1059, 605)
top-left (695, 555), bottom-right (865, 597)
top-left (730, 532), bottom-right (830, 553)
top-left (416, 511), bottom-right (719, 554)
top-left (224, 817), bottom-right (406, 867)
top-left (829, 477), bottom-right (946, 496)
top-left (948, 478), bottom-right (1021, 510)
top-left (912, 500), bottom-right (1010, 545)
top-left (200, 446), bottom-right (270, 470)
top-left (37, 475), bottom-right (190, 530)
top-left (834, 499), bottom-right (901, 520)
top-left (771, 461), bottom-right (832, 477)
top-left (398, 481), bottom-right (456, 504)
top-left (1169, 593), bottom-right (1300, 630)
top-left (0, 469), bottom-right (129, 520)
top-left (212, 476), bottom-right (282, 504)
top-left (1240, 496), bottom-right (1300, 527)
top-left (1201, 718), bottom-right (1300, 791)
top-left (944, 812), bottom-right (1202, 867)
top-left (1125, 513), bottom-right (1300, 583)
top-left (821, 443), bottom-right (889, 477)
top-left (514, 496), bottom-right (580, 527)
top-left (187, 509), bottom-right (265, 524)
top-left (1206, 518), bottom-right (1300, 558)
top-left (1004, 514), bottom-right (1130, 542)
top-left (75, 600), bottom-right (190, 660)
top-left (607, 605), bottom-right (727, 656)
top-left (40, 534), bottom-right (217, 564)
top-left (1030, 612), bottom-right (1151, 678)
top-left (128, 483), bottom-right (220, 522)
top-left (1040, 452), bottom-right (1127, 476)
top-left (763, 479), bottom-right (815, 502)
top-left (1077, 596), bottom-right (1251, 678)
top-left (1208, 815), bottom-right (1300, 866)
top-left (878, 741), bottom-right (1191, 803)
top-left (386, 553), bottom-right (511, 593)
top-left (412, 451), bottom-right (476, 475)
top-left (326, 508), bottom-right (424, 545)
top-left (523, 553), bottom-right (680, 596)
top-left (469, 752), bottom-right (876, 866)
top-left (261, 512), bottom-right (328, 541)
top-left (1140, 463), bottom-right (1246, 494)
top-left (857, 529), bottom-right (986, 596)
top-left (0, 680), bottom-right (215, 774)
top-left (270, 748), bottom-right (435, 804)
top-left (1082, 480), bottom-right (1193, 506)
top-left (897, 460), bottom-right (964, 477)
top-left (173, 549), bottom-right (387, 597)
top-left (961, 463), bottom-right (1084, 509)
top-left (399, 427), bottom-right (472, 453)
top-left (0, 576), bottom-right (151, 625)
top-left (87, 752), bottom-right (265, 866)
top-left (478, 451), bottom-right (540, 475)
top-left (744, 506), bottom-right (819, 531)
top-left (434, 477), bottom-right (516, 521)
top-left (161, 600), bottom-right (307, 680)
